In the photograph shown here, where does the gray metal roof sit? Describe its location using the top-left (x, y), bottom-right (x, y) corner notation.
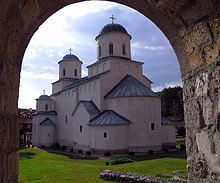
top-left (33, 111), bottom-right (57, 116)
top-left (62, 54), bottom-right (80, 61)
top-left (79, 101), bottom-right (100, 115)
top-left (104, 75), bottom-right (158, 99)
top-left (88, 110), bottom-right (131, 126)
top-left (161, 118), bottom-right (176, 125)
top-left (40, 118), bottom-right (55, 126)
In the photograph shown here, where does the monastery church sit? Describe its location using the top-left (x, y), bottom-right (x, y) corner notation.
top-left (32, 18), bottom-right (176, 153)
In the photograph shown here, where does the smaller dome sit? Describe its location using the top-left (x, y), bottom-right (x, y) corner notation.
top-left (38, 95), bottom-right (51, 100)
top-left (62, 54), bottom-right (80, 61)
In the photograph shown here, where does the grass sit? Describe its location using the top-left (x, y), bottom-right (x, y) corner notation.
top-left (19, 148), bottom-right (187, 183)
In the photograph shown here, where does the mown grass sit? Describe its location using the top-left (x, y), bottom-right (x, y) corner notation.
top-left (19, 148), bottom-right (187, 183)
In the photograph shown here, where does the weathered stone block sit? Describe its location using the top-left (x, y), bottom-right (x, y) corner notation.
top-left (195, 72), bottom-right (209, 97)
top-left (203, 38), bottom-right (220, 65)
top-left (208, 17), bottom-right (220, 39)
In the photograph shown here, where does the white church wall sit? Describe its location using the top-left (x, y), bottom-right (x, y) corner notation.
top-left (52, 89), bottom-right (78, 147)
top-left (59, 60), bottom-right (82, 79)
top-left (96, 32), bottom-right (131, 60)
top-left (106, 96), bottom-right (162, 152)
top-left (89, 125), bottom-right (129, 151)
top-left (36, 99), bottom-right (52, 112)
top-left (161, 125), bottom-right (176, 147)
top-left (88, 59), bottom-right (111, 77)
top-left (38, 126), bottom-right (55, 147)
top-left (72, 104), bottom-right (91, 150)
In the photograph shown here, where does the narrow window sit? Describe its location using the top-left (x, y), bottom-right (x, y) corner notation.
top-left (65, 115), bottom-right (67, 124)
top-left (99, 45), bottom-right (101, 57)
top-left (63, 69), bottom-right (66, 76)
top-left (48, 133), bottom-right (50, 137)
top-left (45, 104), bottom-right (48, 111)
top-left (80, 125), bottom-right (82, 132)
top-left (122, 44), bottom-right (126, 55)
top-left (109, 43), bottom-right (113, 54)
top-left (103, 132), bottom-right (108, 139)
top-left (34, 124), bottom-right (36, 131)
top-left (151, 123), bottom-right (155, 131)
top-left (74, 69), bottom-right (77, 77)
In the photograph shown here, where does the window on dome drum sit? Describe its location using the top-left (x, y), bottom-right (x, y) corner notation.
top-left (99, 45), bottom-right (101, 57)
top-left (80, 125), bottom-right (82, 132)
top-left (65, 115), bottom-right (67, 123)
top-left (109, 43), bottom-right (113, 54)
top-left (151, 123), bottom-right (155, 131)
top-left (103, 131), bottom-right (108, 139)
top-left (122, 44), bottom-right (126, 55)
top-left (63, 69), bottom-right (66, 76)
top-left (74, 69), bottom-right (77, 77)
top-left (45, 104), bottom-right (48, 111)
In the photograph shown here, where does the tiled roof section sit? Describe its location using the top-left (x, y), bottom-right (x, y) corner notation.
top-left (80, 101), bottom-right (100, 115)
top-left (37, 95), bottom-right (51, 100)
top-left (40, 118), bottom-right (55, 126)
top-left (88, 110), bottom-right (131, 126)
top-left (104, 75), bottom-right (158, 99)
top-left (161, 118), bottom-right (176, 125)
top-left (33, 111), bottom-right (57, 116)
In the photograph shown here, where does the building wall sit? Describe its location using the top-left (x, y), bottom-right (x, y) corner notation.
top-left (161, 125), bottom-right (176, 147)
top-left (89, 125), bottom-right (129, 151)
top-left (106, 96), bottom-right (162, 152)
top-left (59, 60), bottom-right (82, 79)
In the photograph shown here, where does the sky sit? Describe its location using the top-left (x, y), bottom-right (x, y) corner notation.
top-left (18, 1), bottom-right (182, 109)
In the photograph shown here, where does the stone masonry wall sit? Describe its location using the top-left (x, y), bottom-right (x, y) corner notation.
top-left (0, 0), bottom-right (219, 182)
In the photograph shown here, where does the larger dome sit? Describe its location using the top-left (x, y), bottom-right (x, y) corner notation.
top-left (62, 54), bottom-right (80, 61)
top-left (97, 23), bottom-right (129, 37)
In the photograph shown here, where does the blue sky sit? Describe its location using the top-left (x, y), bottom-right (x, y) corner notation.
top-left (18, 1), bottom-right (182, 109)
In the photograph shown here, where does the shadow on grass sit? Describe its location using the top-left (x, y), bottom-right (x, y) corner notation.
top-left (45, 149), bottom-right (99, 160)
top-left (19, 152), bottom-right (36, 160)
top-left (127, 151), bottom-right (187, 162)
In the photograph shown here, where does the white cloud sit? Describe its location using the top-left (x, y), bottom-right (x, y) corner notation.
top-left (152, 81), bottom-right (183, 92)
top-left (21, 71), bottom-right (58, 80)
top-left (42, 66), bottom-right (58, 72)
top-left (131, 42), bottom-right (165, 50)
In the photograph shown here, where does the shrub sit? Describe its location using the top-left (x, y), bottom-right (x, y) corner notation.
top-left (78, 149), bottom-right (83, 154)
top-left (129, 152), bottom-right (135, 156)
top-left (162, 147), bottom-right (169, 153)
top-left (41, 145), bottom-right (45, 148)
top-left (180, 144), bottom-right (186, 151)
top-left (61, 146), bottom-right (66, 150)
top-left (148, 149), bottom-right (154, 154)
top-left (69, 148), bottom-right (73, 152)
top-left (111, 158), bottom-right (134, 165)
top-left (86, 151), bottom-right (91, 156)
top-left (54, 143), bottom-right (60, 149)
top-left (104, 152), bottom-right (111, 156)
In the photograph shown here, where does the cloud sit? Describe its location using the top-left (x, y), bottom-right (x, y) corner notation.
top-left (131, 42), bottom-right (165, 50)
top-left (21, 71), bottom-right (58, 80)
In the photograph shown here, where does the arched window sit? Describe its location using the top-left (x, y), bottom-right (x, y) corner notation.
top-left (65, 115), bottom-right (67, 124)
top-left (45, 104), bottom-right (48, 111)
top-left (98, 44), bottom-right (101, 57)
top-left (63, 68), bottom-right (66, 76)
top-left (109, 43), bottom-right (113, 54)
top-left (122, 44), bottom-right (126, 55)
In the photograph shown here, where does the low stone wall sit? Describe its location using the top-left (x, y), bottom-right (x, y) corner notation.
top-left (100, 170), bottom-right (187, 183)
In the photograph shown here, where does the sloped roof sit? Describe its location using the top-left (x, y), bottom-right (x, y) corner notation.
top-left (161, 118), bottom-right (176, 125)
top-left (33, 111), bottom-right (57, 116)
top-left (39, 118), bottom-right (55, 126)
top-left (88, 110), bottom-right (131, 126)
top-left (104, 75), bottom-right (158, 99)
top-left (72, 101), bottom-right (100, 116)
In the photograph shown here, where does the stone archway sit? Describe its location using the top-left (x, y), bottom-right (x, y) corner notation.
top-left (0, 1), bottom-right (219, 182)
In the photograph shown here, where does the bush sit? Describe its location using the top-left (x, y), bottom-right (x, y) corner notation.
top-left (180, 144), bottom-right (186, 151)
top-left (61, 146), bottom-right (67, 150)
top-left (69, 148), bottom-right (73, 152)
top-left (104, 152), bottom-right (111, 156)
top-left (162, 147), bottom-right (169, 153)
top-left (129, 152), bottom-right (135, 156)
top-left (111, 158), bottom-right (134, 165)
top-left (148, 149), bottom-right (154, 154)
top-left (86, 151), bottom-right (91, 156)
top-left (78, 149), bottom-right (83, 154)
top-left (41, 145), bottom-right (45, 148)
top-left (177, 126), bottom-right (186, 137)
top-left (54, 143), bottom-right (60, 149)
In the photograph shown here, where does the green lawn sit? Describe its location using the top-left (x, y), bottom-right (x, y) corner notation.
top-left (19, 148), bottom-right (187, 183)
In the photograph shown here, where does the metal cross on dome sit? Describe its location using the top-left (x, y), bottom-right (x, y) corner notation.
top-left (69, 48), bottom-right (73, 54)
top-left (110, 15), bottom-right (115, 24)
top-left (43, 90), bottom-right (46, 95)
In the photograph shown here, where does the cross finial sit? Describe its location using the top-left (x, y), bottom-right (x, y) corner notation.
top-left (43, 90), bottom-right (45, 95)
top-left (69, 48), bottom-right (73, 54)
top-left (110, 15), bottom-right (115, 24)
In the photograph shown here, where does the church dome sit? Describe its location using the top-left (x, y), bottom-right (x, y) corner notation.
top-left (37, 95), bottom-right (51, 100)
top-left (96, 23), bottom-right (130, 39)
top-left (62, 54), bottom-right (80, 61)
